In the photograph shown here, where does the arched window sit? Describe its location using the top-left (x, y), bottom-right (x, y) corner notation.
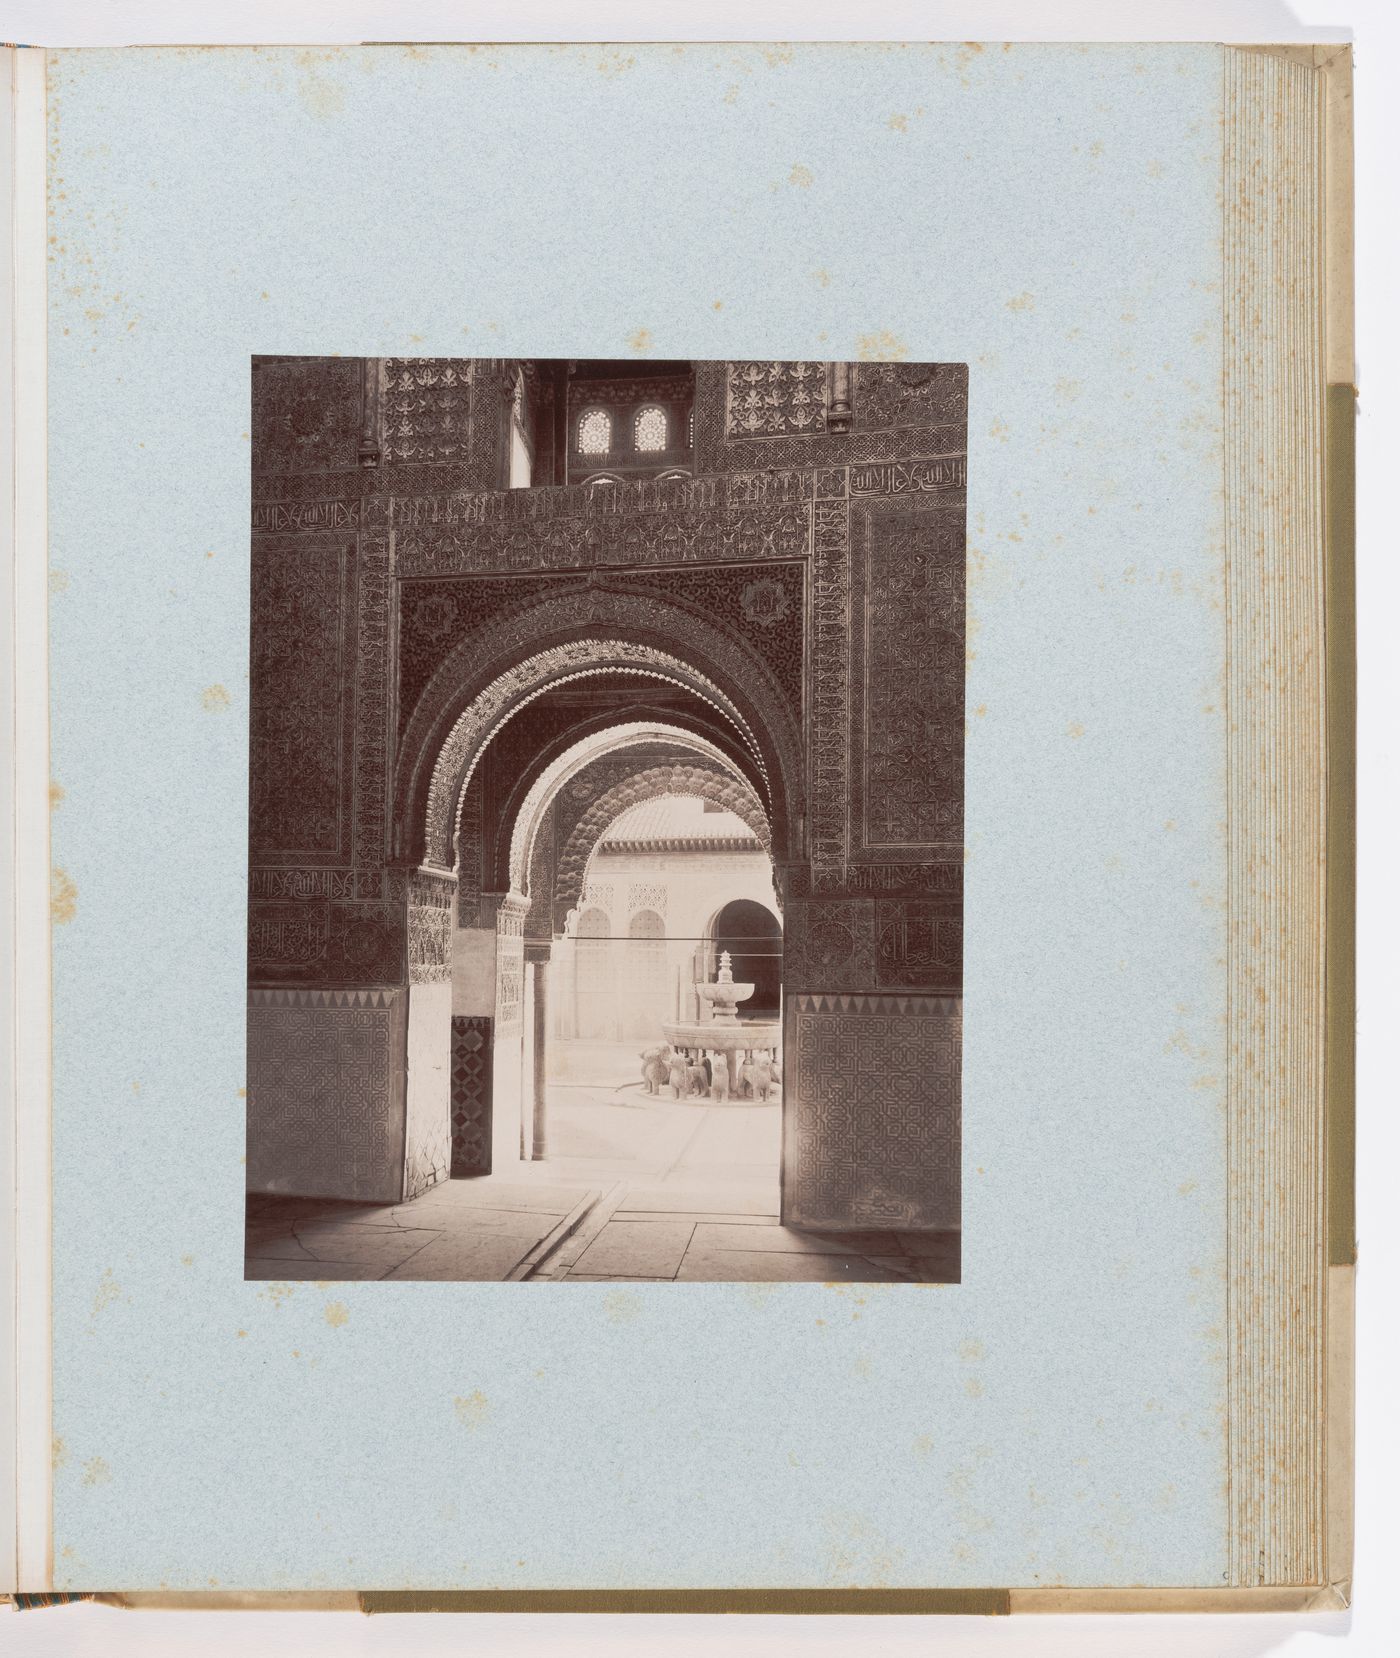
top-left (577, 408), bottom-right (612, 455)
top-left (508, 370), bottom-right (532, 489)
top-left (633, 405), bottom-right (668, 453)
top-left (625, 909), bottom-right (668, 1042)
top-left (574, 907), bottom-right (615, 1041)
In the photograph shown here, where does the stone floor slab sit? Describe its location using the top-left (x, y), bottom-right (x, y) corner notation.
top-left (246, 1194), bottom-right (340, 1219)
top-left (244, 1218), bottom-right (302, 1244)
top-left (406, 1180), bottom-right (582, 1214)
top-left (619, 1186), bottom-right (779, 1216)
top-left (405, 1204), bottom-right (567, 1237)
top-left (284, 1205), bottom-right (403, 1229)
top-left (572, 1220), bottom-right (696, 1279)
top-left (382, 1225), bottom-right (550, 1281)
top-left (611, 1211), bottom-right (779, 1227)
top-left (248, 1197), bottom-right (377, 1227)
top-left (288, 1222), bottom-right (443, 1267)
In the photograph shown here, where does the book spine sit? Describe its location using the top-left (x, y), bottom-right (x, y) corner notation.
top-left (5, 39), bottom-right (53, 1597)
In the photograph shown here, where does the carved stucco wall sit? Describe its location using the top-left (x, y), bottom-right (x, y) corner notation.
top-left (246, 516), bottom-right (408, 1197)
top-left (247, 355), bottom-right (503, 1203)
top-left (695, 360), bottom-right (968, 1230)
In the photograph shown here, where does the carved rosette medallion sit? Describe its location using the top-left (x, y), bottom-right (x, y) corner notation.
top-left (740, 577), bottom-right (791, 629)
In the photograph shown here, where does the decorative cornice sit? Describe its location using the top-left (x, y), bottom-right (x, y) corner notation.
top-left (595, 836), bottom-right (763, 854)
top-left (248, 987), bottom-right (403, 1009)
top-left (791, 992), bottom-right (962, 1018)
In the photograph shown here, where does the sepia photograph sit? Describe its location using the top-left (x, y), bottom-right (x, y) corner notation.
top-left (244, 356), bottom-right (967, 1283)
top-left (12, 14), bottom-right (1368, 1622)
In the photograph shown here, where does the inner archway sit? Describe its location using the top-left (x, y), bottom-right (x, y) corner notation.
top-left (438, 669), bottom-right (790, 1244)
top-left (516, 785), bottom-right (784, 1232)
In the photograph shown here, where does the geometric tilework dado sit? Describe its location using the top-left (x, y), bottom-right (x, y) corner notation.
top-left (784, 993), bottom-right (962, 1231)
top-left (245, 988), bottom-right (407, 1204)
top-left (450, 1014), bottom-right (493, 1177)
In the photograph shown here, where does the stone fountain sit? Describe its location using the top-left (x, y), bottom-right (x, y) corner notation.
top-left (661, 951), bottom-right (782, 1102)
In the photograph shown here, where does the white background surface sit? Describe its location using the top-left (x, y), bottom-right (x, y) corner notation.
top-left (1, 1), bottom-right (1394, 1654)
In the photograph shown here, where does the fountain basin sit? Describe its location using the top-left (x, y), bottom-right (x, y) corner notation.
top-left (661, 1020), bottom-right (782, 1098)
top-left (659, 949), bottom-right (780, 1101)
top-left (695, 981), bottom-right (755, 1024)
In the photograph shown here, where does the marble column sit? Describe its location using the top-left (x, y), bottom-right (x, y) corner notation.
top-left (526, 945), bottom-right (551, 1161)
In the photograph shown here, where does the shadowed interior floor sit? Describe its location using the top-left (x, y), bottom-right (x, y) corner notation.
top-left (245, 1081), bottom-right (959, 1284)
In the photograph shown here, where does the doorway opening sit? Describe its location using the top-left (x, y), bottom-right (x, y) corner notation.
top-left (524, 790), bottom-right (783, 1209)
